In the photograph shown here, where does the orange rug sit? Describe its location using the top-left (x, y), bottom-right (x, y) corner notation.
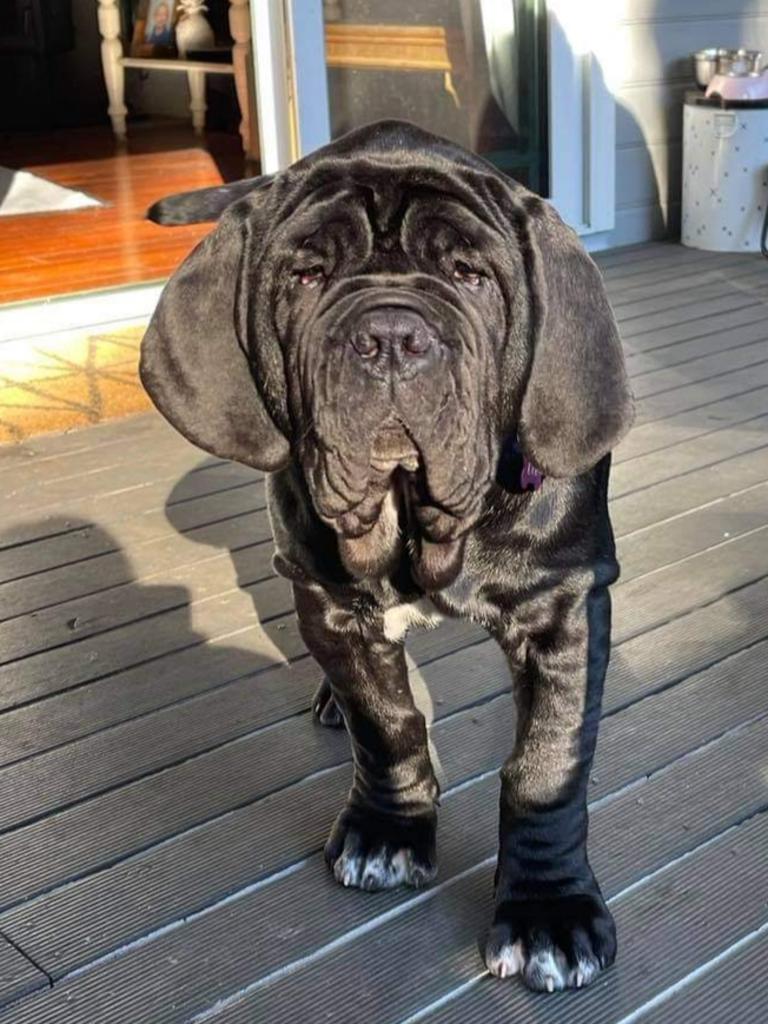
top-left (0, 324), bottom-right (152, 444)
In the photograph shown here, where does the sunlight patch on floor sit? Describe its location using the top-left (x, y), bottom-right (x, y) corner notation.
top-left (0, 324), bottom-right (150, 443)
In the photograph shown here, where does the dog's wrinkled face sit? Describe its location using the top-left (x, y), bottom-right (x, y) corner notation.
top-left (140, 121), bottom-right (633, 588)
top-left (263, 170), bottom-right (522, 580)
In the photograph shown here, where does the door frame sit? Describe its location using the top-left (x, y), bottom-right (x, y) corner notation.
top-left (249, 0), bottom-right (615, 235)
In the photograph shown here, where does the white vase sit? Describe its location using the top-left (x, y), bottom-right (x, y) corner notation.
top-left (176, 11), bottom-right (215, 58)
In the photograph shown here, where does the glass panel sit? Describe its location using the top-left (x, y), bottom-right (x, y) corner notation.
top-left (322, 0), bottom-right (548, 195)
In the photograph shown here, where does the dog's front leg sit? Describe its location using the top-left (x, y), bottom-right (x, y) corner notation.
top-left (294, 582), bottom-right (439, 891)
top-left (485, 583), bottom-right (617, 992)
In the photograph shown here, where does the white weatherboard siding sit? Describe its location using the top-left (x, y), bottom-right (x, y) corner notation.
top-left (595, 0), bottom-right (768, 249)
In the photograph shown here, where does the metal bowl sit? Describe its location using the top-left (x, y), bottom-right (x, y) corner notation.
top-left (722, 49), bottom-right (763, 75)
top-left (693, 48), bottom-right (764, 88)
top-left (694, 48), bottom-right (728, 88)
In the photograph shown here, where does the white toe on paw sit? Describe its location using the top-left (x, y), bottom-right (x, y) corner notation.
top-left (333, 852), bottom-right (362, 888)
top-left (486, 939), bottom-right (525, 979)
top-left (524, 949), bottom-right (568, 993)
top-left (569, 955), bottom-right (600, 989)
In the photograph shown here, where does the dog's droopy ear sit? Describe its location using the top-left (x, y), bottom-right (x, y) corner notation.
top-left (516, 198), bottom-right (634, 477)
top-left (140, 196), bottom-right (291, 472)
top-left (147, 174), bottom-right (275, 225)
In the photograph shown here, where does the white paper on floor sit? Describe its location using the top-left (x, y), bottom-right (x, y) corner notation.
top-left (0, 167), bottom-right (103, 216)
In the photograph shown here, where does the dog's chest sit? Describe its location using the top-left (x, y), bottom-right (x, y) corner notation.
top-left (382, 597), bottom-right (445, 642)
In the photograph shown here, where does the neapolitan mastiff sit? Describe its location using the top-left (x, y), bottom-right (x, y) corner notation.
top-left (140, 121), bottom-right (634, 993)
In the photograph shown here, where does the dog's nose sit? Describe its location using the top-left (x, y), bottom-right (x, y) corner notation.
top-left (351, 308), bottom-right (434, 362)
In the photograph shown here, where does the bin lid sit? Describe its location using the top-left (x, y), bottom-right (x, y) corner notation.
top-left (685, 88), bottom-right (768, 109)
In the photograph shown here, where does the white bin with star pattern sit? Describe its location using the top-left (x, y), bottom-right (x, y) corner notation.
top-left (682, 101), bottom-right (768, 252)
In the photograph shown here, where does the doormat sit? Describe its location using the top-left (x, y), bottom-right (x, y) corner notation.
top-left (0, 167), bottom-right (103, 217)
top-left (0, 325), bottom-right (151, 443)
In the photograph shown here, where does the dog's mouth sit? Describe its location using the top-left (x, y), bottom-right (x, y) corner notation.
top-left (370, 419), bottom-right (421, 474)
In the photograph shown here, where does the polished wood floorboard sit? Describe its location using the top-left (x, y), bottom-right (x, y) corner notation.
top-left (0, 123), bottom-right (245, 304)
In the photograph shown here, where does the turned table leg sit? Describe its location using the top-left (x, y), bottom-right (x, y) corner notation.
top-left (97, 0), bottom-right (127, 140)
top-left (228, 0), bottom-right (258, 160)
top-left (187, 69), bottom-right (206, 134)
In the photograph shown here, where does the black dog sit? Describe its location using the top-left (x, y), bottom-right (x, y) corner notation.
top-left (140, 121), bottom-right (633, 993)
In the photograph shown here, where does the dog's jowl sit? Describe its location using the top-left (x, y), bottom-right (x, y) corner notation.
top-left (140, 121), bottom-right (634, 994)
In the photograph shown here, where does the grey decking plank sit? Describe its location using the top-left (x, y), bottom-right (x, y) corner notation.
top-left (6, 669), bottom-right (768, 985)
top-left (611, 412), bottom-right (768, 498)
top-left (633, 361), bottom-right (768, 425)
top-left (0, 480), bottom-right (266, 587)
top-left (612, 445), bottom-right (768, 537)
top-left (620, 290), bottom-right (766, 340)
top-left (3, 446), bottom-right (227, 512)
top-left (614, 385), bottom-right (768, 464)
top-left (412, 816), bottom-right (768, 1024)
top-left (625, 317), bottom-right (768, 375)
top-left (0, 418), bottom-right (231, 493)
top-left (637, 931), bottom-right (768, 1024)
top-left (0, 461), bottom-right (259, 549)
top-left (0, 572), bottom-right (295, 711)
top-left (0, 568), bottom-right (754, 915)
top-left (607, 574), bottom-right (768, 715)
top-left (597, 244), bottom-right (735, 281)
top-left (607, 254), bottom-right (767, 305)
top-left (3, 680), bottom-right (766, 1022)
top-left (593, 240), bottom-right (675, 268)
top-left (0, 542), bottom-right (275, 663)
top-left (0, 939), bottom-right (47, 1011)
top-left (0, 630), bottom-right (504, 835)
top-left (618, 482), bottom-right (768, 583)
top-left (621, 302), bottom-right (768, 354)
top-left (613, 269), bottom-right (767, 324)
top-left (0, 412), bottom-right (165, 472)
top-left (612, 527), bottom-right (768, 644)
top-left (629, 338), bottom-right (768, 400)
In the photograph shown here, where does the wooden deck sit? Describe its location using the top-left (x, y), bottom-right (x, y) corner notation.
top-left (0, 241), bottom-right (767, 1022)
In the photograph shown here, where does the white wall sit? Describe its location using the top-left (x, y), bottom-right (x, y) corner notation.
top-left (600, 0), bottom-right (768, 248)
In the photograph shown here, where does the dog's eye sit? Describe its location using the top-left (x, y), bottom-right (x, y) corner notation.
top-left (293, 266), bottom-right (325, 288)
top-left (452, 261), bottom-right (483, 288)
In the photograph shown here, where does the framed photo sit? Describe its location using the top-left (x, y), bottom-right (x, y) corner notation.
top-left (130, 0), bottom-right (178, 57)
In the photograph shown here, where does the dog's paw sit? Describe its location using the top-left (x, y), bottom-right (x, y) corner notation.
top-left (325, 808), bottom-right (437, 892)
top-left (484, 892), bottom-right (616, 992)
top-left (312, 677), bottom-right (345, 728)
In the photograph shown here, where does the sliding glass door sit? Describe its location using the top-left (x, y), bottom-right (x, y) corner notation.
top-left (321, 0), bottom-right (548, 194)
top-left (250, 0), bottom-right (616, 236)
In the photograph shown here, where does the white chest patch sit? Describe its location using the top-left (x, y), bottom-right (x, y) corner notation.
top-left (383, 597), bottom-right (444, 642)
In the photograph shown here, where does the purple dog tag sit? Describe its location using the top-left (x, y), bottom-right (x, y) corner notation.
top-left (520, 456), bottom-right (544, 491)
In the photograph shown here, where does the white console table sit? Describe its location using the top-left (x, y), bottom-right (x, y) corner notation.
top-left (96, 0), bottom-right (256, 158)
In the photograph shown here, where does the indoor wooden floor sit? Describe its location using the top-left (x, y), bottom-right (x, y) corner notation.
top-left (0, 123), bottom-right (245, 303)
top-left (0, 242), bottom-right (767, 1022)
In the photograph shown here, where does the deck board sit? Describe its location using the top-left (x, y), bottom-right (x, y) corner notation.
top-left (0, 941), bottom-right (47, 1007)
top-left (0, 241), bottom-right (766, 1021)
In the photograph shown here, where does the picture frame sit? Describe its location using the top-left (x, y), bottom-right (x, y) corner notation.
top-left (130, 0), bottom-right (178, 58)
